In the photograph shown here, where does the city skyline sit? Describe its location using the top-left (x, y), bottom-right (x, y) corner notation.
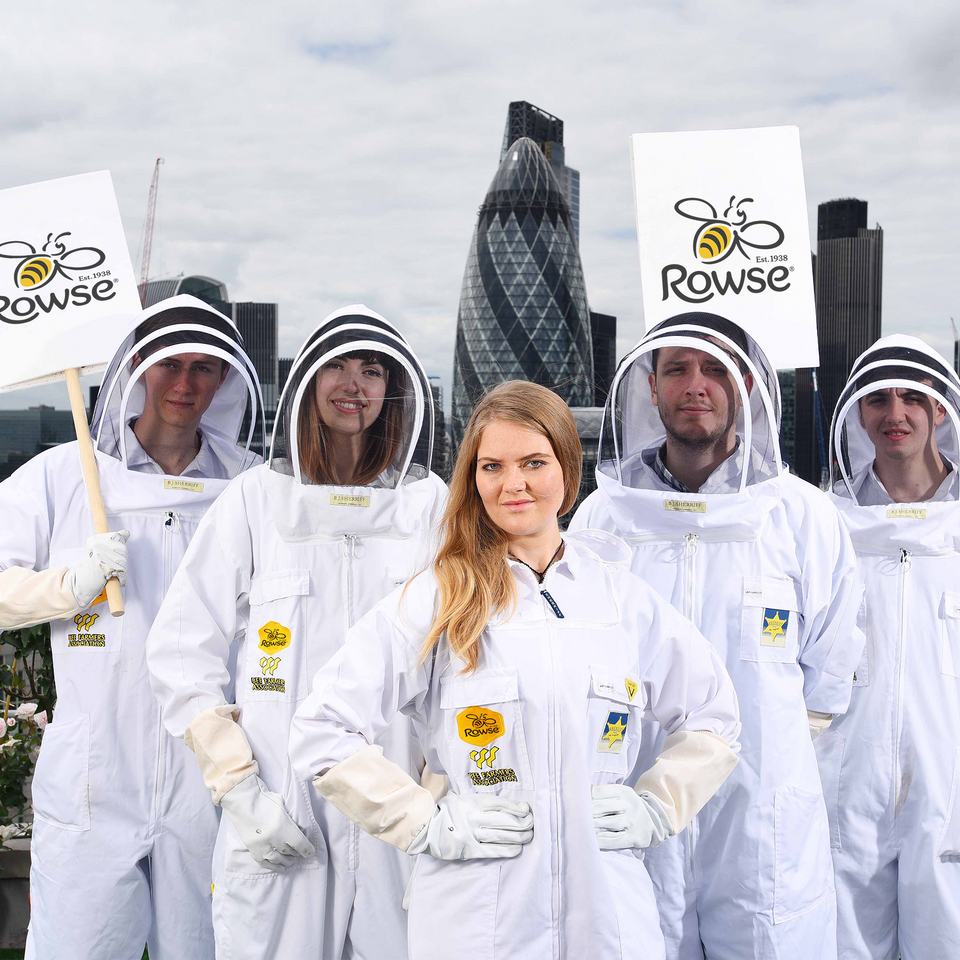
top-left (1, 4), bottom-right (956, 414)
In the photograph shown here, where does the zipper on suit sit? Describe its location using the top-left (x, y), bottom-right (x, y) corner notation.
top-left (339, 533), bottom-right (362, 870)
top-left (156, 511), bottom-right (181, 820)
top-left (340, 535), bottom-right (358, 636)
top-left (894, 548), bottom-right (910, 820)
top-left (682, 533), bottom-right (699, 620)
top-left (540, 571), bottom-right (563, 960)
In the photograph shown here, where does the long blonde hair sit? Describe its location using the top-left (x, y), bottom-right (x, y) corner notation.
top-left (420, 380), bottom-right (582, 673)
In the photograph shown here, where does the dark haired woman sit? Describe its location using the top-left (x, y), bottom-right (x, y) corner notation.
top-left (288, 379), bottom-right (741, 960)
top-left (146, 306), bottom-right (447, 959)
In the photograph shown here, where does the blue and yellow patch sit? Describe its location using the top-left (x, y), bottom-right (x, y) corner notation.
top-left (761, 608), bottom-right (790, 647)
top-left (597, 711), bottom-right (629, 754)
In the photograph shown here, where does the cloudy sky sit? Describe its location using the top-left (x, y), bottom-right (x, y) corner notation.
top-left (1, 0), bottom-right (958, 409)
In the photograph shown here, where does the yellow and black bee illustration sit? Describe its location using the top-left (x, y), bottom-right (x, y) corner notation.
top-left (263, 626), bottom-right (288, 645)
top-left (675, 196), bottom-right (784, 264)
top-left (0, 231), bottom-right (105, 291)
top-left (465, 712), bottom-right (499, 729)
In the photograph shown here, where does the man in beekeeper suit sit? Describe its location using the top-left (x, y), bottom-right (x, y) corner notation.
top-left (0, 295), bottom-right (264, 960)
top-left (571, 311), bottom-right (864, 960)
top-left (821, 335), bottom-right (960, 960)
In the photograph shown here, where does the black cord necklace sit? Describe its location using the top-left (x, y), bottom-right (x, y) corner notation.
top-left (507, 541), bottom-right (565, 584)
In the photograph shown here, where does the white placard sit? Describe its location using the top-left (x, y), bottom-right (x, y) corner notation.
top-left (631, 125), bottom-right (819, 369)
top-left (0, 170), bottom-right (141, 392)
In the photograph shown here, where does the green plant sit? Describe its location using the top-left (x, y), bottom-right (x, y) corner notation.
top-left (0, 622), bottom-right (55, 846)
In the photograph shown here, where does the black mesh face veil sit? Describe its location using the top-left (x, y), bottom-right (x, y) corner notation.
top-left (597, 312), bottom-right (782, 492)
top-left (830, 335), bottom-right (960, 503)
top-left (270, 309), bottom-right (433, 488)
top-left (90, 295), bottom-right (265, 476)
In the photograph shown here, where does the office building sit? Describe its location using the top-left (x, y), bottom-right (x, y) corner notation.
top-left (793, 199), bottom-right (883, 484)
top-left (777, 370), bottom-right (796, 468)
top-left (590, 311), bottom-right (617, 407)
top-left (452, 136), bottom-right (593, 446)
top-left (0, 405), bottom-right (75, 481)
top-left (501, 101), bottom-right (581, 243)
top-left (428, 378), bottom-right (451, 481)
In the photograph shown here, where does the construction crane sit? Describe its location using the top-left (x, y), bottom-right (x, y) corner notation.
top-left (137, 156), bottom-right (164, 306)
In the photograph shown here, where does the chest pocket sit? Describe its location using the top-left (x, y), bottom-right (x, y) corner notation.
top-left (740, 576), bottom-right (801, 664)
top-left (588, 669), bottom-right (643, 777)
top-left (245, 569), bottom-right (310, 702)
top-left (50, 548), bottom-right (124, 655)
top-left (440, 669), bottom-right (533, 793)
top-left (939, 592), bottom-right (960, 678)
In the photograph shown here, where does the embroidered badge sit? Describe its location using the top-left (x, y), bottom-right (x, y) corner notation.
top-left (625, 678), bottom-right (638, 702)
top-left (258, 621), bottom-right (291, 653)
top-left (67, 612), bottom-right (106, 647)
top-left (456, 707), bottom-right (505, 746)
top-left (760, 608), bottom-right (789, 647)
top-left (598, 711), bottom-right (628, 754)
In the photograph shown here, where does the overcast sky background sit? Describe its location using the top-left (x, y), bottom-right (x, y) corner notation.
top-left (1, 0), bottom-right (958, 410)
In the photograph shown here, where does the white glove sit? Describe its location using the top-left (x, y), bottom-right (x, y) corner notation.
top-left (592, 784), bottom-right (673, 850)
top-left (219, 775), bottom-right (316, 872)
top-left (69, 530), bottom-right (129, 607)
top-left (406, 794), bottom-right (534, 861)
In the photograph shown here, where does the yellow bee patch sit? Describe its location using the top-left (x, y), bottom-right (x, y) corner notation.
top-left (456, 707), bottom-right (505, 747)
top-left (258, 621), bottom-right (291, 653)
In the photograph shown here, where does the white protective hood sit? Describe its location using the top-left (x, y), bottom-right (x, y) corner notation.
top-left (269, 304), bottom-right (433, 488)
top-left (90, 294), bottom-right (264, 477)
top-left (598, 312), bottom-right (783, 495)
top-left (829, 334), bottom-right (960, 550)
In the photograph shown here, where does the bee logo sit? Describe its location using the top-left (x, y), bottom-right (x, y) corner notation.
top-left (260, 656), bottom-right (281, 676)
top-left (0, 231), bottom-right (105, 291)
top-left (258, 621), bottom-right (291, 653)
top-left (470, 746), bottom-right (499, 769)
top-left (456, 707), bottom-right (504, 747)
top-left (74, 613), bottom-right (100, 632)
top-left (674, 196), bottom-right (784, 264)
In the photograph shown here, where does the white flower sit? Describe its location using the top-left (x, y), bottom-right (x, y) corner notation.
top-left (5, 718), bottom-right (15, 728)
top-left (0, 823), bottom-right (29, 840)
top-left (13, 703), bottom-right (37, 721)
top-left (0, 738), bottom-right (21, 751)
top-left (35, 711), bottom-right (48, 730)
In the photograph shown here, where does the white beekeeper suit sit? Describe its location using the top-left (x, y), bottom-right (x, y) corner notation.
top-left (0, 295), bottom-right (264, 960)
top-left (571, 313), bottom-right (864, 960)
top-left (821, 335), bottom-right (960, 960)
top-left (146, 306), bottom-right (448, 960)
top-left (287, 529), bottom-right (742, 960)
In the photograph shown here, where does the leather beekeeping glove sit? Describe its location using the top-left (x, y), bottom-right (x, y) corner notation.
top-left (70, 530), bottom-right (129, 606)
top-left (317, 744), bottom-right (532, 859)
top-left (407, 794), bottom-right (534, 860)
top-left (591, 784), bottom-right (673, 850)
top-left (219, 775), bottom-right (316, 871)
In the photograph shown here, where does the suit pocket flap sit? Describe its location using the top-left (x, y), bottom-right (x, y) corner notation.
top-left (440, 669), bottom-right (519, 708)
top-left (743, 576), bottom-right (800, 611)
top-left (250, 569), bottom-right (310, 605)
top-left (589, 669), bottom-right (637, 706)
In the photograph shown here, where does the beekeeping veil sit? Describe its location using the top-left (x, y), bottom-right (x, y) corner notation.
top-left (597, 312), bottom-right (783, 493)
top-left (830, 334), bottom-right (960, 505)
top-left (269, 305), bottom-right (433, 487)
top-left (90, 294), bottom-right (264, 478)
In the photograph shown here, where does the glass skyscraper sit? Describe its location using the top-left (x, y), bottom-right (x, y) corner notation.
top-left (452, 136), bottom-right (593, 445)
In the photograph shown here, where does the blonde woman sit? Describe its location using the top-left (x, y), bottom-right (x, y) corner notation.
top-left (289, 380), bottom-right (741, 960)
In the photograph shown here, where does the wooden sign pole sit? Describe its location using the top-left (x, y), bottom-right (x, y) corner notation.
top-left (64, 367), bottom-right (124, 617)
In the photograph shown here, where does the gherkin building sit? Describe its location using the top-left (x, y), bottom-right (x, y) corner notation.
top-left (452, 137), bottom-right (593, 446)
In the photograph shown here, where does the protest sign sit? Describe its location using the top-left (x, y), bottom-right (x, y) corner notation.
top-left (0, 171), bottom-right (141, 615)
top-left (630, 125), bottom-right (818, 369)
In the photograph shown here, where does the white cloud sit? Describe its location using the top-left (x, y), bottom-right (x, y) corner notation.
top-left (0, 0), bottom-right (958, 411)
